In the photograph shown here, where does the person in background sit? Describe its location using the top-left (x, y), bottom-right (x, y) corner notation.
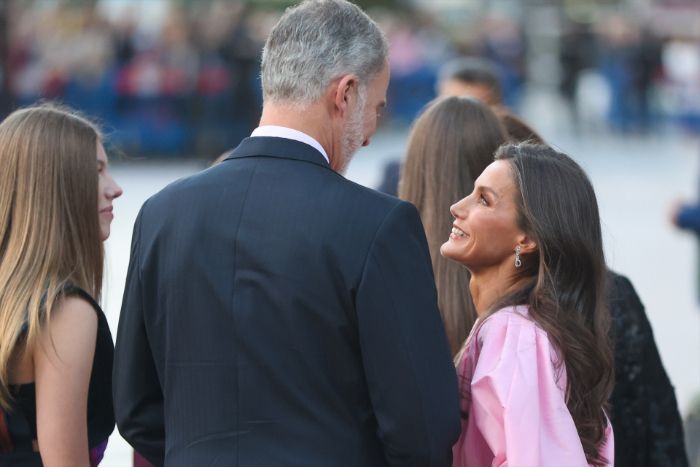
top-left (446, 143), bottom-right (615, 466)
top-left (399, 96), bottom-right (507, 355)
top-left (671, 197), bottom-right (700, 235)
top-left (436, 57), bottom-right (503, 108)
top-left (113, 1), bottom-right (460, 466)
top-left (377, 56), bottom-right (505, 198)
top-left (0, 104), bottom-right (121, 466)
top-left (607, 273), bottom-right (688, 467)
top-left (671, 191), bottom-right (700, 305)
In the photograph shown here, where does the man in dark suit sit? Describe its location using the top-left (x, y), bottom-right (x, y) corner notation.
top-left (113, 1), bottom-right (460, 465)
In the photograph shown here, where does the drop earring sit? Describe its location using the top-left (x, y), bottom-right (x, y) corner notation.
top-left (515, 246), bottom-right (522, 268)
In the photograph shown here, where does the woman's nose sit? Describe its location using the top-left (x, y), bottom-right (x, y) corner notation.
top-left (449, 203), bottom-right (458, 219)
top-left (450, 196), bottom-right (469, 219)
top-left (107, 175), bottom-right (123, 200)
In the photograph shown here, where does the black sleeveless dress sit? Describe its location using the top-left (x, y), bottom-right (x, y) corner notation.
top-left (0, 286), bottom-right (115, 466)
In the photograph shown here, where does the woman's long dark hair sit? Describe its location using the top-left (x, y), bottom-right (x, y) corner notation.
top-left (492, 143), bottom-right (614, 466)
top-left (399, 96), bottom-right (507, 355)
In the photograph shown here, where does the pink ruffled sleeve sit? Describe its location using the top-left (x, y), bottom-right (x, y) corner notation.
top-left (464, 309), bottom-right (613, 467)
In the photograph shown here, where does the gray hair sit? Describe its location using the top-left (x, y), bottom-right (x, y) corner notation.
top-left (261, 0), bottom-right (388, 106)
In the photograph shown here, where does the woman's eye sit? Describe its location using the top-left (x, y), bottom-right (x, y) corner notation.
top-left (479, 194), bottom-right (488, 206)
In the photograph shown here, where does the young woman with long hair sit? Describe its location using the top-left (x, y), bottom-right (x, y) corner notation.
top-left (399, 96), bottom-right (507, 355)
top-left (444, 143), bottom-right (614, 466)
top-left (0, 104), bottom-right (122, 466)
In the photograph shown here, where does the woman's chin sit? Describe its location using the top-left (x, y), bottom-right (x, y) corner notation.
top-left (99, 226), bottom-right (110, 242)
top-left (441, 241), bottom-right (472, 269)
top-left (440, 241), bottom-right (459, 261)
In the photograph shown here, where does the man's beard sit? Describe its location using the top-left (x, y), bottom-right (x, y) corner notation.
top-left (337, 93), bottom-right (366, 175)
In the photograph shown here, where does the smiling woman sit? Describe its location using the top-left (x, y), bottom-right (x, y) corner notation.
top-left (399, 96), bottom-right (508, 355)
top-left (0, 103), bottom-right (121, 467)
top-left (446, 143), bottom-right (615, 467)
top-left (441, 159), bottom-right (528, 276)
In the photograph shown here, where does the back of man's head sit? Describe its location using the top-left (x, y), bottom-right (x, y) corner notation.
top-left (437, 57), bottom-right (502, 106)
top-left (261, 0), bottom-right (388, 107)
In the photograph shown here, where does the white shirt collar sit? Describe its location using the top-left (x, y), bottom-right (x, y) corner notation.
top-left (250, 126), bottom-right (329, 163)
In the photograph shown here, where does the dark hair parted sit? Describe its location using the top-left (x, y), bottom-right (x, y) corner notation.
top-left (492, 143), bottom-right (614, 466)
top-left (399, 96), bottom-right (507, 355)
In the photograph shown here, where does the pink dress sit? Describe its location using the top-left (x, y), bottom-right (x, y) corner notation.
top-left (452, 305), bottom-right (614, 467)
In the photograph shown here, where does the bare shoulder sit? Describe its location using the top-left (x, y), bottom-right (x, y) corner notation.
top-left (50, 296), bottom-right (98, 331)
top-left (36, 296), bottom-right (98, 363)
top-left (33, 296), bottom-right (96, 467)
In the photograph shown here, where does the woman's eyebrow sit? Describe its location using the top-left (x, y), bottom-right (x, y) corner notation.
top-left (476, 184), bottom-right (499, 200)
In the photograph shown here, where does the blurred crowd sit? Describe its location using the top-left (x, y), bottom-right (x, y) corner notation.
top-left (4, 1), bottom-right (700, 157)
top-left (558, 14), bottom-right (700, 134)
top-left (8, 2), bottom-right (269, 156)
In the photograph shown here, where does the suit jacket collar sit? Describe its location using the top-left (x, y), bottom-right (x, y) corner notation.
top-left (224, 137), bottom-right (331, 169)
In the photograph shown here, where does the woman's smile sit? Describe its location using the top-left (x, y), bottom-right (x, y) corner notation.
top-left (440, 160), bottom-right (526, 272)
top-left (450, 225), bottom-right (468, 240)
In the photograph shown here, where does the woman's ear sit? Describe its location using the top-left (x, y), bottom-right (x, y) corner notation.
top-left (517, 234), bottom-right (537, 255)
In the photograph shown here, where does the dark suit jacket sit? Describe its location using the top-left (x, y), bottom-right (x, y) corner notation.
top-left (113, 136), bottom-right (461, 467)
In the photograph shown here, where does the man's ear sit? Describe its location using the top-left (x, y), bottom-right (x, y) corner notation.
top-left (333, 74), bottom-right (359, 116)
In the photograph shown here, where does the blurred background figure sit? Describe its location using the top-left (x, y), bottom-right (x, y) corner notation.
top-left (472, 14), bottom-right (527, 111)
top-left (671, 173), bottom-right (700, 328)
top-left (596, 15), bottom-right (663, 133)
top-left (4, 0), bottom-right (266, 158)
top-left (436, 57), bottom-right (503, 107)
top-left (663, 34), bottom-right (700, 133)
top-left (558, 20), bottom-right (596, 131)
top-left (672, 194), bottom-right (700, 253)
top-left (376, 55), bottom-right (507, 197)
